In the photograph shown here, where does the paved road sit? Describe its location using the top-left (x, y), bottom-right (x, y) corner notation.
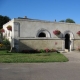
top-left (0, 51), bottom-right (80, 80)
top-left (61, 51), bottom-right (80, 63)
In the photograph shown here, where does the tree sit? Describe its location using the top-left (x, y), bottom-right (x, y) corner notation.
top-left (65, 18), bottom-right (75, 23)
top-left (59, 20), bottom-right (65, 22)
top-left (59, 18), bottom-right (75, 23)
top-left (0, 15), bottom-right (10, 29)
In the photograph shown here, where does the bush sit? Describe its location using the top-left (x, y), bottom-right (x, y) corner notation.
top-left (2, 39), bottom-right (11, 50)
top-left (21, 49), bottom-right (40, 53)
top-left (2, 39), bottom-right (10, 45)
top-left (45, 48), bottom-right (50, 53)
top-left (0, 43), bottom-right (6, 49)
top-left (40, 49), bottom-right (45, 53)
top-left (0, 44), bottom-right (4, 47)
top-left (50, 49), bottom-right (57, 52)
top-left (21, 49), bottom-right (59, 53)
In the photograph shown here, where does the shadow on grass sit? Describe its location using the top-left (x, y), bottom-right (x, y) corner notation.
top-left (36, 53), bottom-right (51, 56)
top-left (0, 50), bottom-right (13, 55)
top-left (0, 53), bottom-right (13, 55)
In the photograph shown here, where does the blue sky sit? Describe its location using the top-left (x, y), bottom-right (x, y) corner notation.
top-left (0, 0), bottom-right (80, 23)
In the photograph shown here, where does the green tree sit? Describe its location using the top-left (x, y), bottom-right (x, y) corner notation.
top-left (59, 18), bottom-right (75, 23)
top-left (0, 15), bottom-right (10, 29)
top-left (59, 20), bottom-right (65, 22)
top-left (65, 18), bottom-right (75, 23)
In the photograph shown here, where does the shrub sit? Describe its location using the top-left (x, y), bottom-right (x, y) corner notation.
top-left (40, 49), bottom-right (45, 53)
top-left (0, 29), bottom-right (5, 33)
top-left (50, 49), bottom-right (57, 52)
top-left (34, 49), bottom-right (40, 53)
top-left (2, 39), bottom-right (10, 45)
top-left (21, 49), bottom-right (59, 53)
top-left (0, 43), bottom-right (6, 49)
top-left (2, 39), bottom-right (11, 50)
top-left (45, 48), bottom-right (50, 53)
top-left (21, 50), bottom-right (29, 53)
top-left (21, 49), bottom-right (40, 53)
top-left (0, 44), bottom-right (4, 47)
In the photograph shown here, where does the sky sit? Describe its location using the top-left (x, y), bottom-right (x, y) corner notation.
top-left (0, 0), bottom-right (80, 23)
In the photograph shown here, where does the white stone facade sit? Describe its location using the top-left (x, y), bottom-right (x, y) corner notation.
top-left (3, 18), bottom-right (80, 52)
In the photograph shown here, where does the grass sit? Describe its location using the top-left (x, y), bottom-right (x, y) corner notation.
top-left (0, 50), bottom-right (68, 63)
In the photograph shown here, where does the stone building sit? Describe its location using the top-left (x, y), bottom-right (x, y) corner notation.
top-left (3, 17), bottom-right (80, 52)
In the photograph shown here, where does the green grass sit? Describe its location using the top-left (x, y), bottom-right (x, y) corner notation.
top-left (0, 50), bottom-right (68, 63)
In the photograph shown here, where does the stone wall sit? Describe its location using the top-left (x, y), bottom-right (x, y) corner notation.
top-left (3, 18), bottom-right (80, 52)
top-left (13, 19), bottom-right (80, 52)
top-left (74, 40), bottom-right (80, 50)
top-left (14, 19), bottom-right (80, 39)
top-left (19, 38), bottom-right (63, 51)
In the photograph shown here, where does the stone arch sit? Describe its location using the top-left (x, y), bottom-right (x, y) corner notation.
top-left (63, 30), bottom-right (74, 39)
top-left (63, 30), bottom-right (74, 52)
top-left (36, 28), bottom-right (51, 37)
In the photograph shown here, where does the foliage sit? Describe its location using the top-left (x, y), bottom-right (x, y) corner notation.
top-left (2, 39), bottom-right (11, 50)
top-left (7, 25), bottom-right (12, 31)
top-left (59, 20), bottom-right (65, 22)
top-left (40, 49), bottom-right (45, 53)
top-left (65, 18), bottom-right (75, 23)
top-left (21, 48), bottom-right (58, 53)
top-left (0, 43), bottom-right (6, 50)
top-left (53, 30), bottom-right (61, 35)
top-left (0, 50), bottom-right (68, 63)
top-left (50, 49), bottom-right (57, 52)
top-left (59, 18), bottom-right (75, 23)
top-left (77, 31), bottom-right (80, 36)
top-left (0, 28), bottom-right (5, 33)
top-left (2, 39), bottom-right (10, 45)
top-left (44, 48), bottom-right (50, 53)
top-left (0, 44), bottom-right (4, 47)
top-left (0, 43), bottom-right (5, 48)
top-left (0, 39), bottom-right (11, 50)
top-left (0, 15), bottom-right (10, 29)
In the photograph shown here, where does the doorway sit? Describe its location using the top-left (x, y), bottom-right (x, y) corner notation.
top-left (65, 34), bottom-right (70, 51)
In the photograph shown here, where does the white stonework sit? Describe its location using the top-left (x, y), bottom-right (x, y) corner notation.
top-left (3, 17), bottom-right (80, 52)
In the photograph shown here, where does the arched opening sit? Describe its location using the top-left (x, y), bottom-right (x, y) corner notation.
top-left (36, 29), bottom-right (51, 38)
top-left (63, 31), bottom-right (74, 52)
top-left (65, 34), bottom-right (70, 51)
top-left (38, 32), bottom-right (46, 37)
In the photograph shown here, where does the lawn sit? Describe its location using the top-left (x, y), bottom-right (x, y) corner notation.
top-left (0, 50), bottom-right (68, 63)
